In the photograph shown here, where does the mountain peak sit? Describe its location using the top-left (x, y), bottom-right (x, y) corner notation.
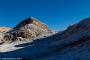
top-left (6, 17), bottom-right (53, 41)
top-left (30, 16), bottom-right (36, 19)
top-left (15, 17), bottom-right (49, 31)
top-left (25, 17), bottom-right (37, 21)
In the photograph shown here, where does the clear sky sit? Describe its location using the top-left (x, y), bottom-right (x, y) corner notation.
top-left (0, 0), bottom-right (90, 30)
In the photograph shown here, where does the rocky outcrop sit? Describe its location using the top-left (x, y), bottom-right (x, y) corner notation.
top-left (3, 17), bottom-right (53, 42)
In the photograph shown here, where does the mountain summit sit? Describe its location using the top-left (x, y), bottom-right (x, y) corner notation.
top-left (15, 17), bottom-right (49, 31)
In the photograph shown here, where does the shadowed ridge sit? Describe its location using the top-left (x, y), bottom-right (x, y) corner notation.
top-left (77, 17), bottom-right (90, 27)
top-left (79, 17), bottom-right (90, 23)
top-left (60, 17), bottom-right (90, 38)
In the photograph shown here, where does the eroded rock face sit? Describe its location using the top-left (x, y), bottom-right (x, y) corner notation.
top-left (4, 17), bottom-right (53, 42)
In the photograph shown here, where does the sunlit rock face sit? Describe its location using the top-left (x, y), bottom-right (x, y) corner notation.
top-left (3, 17), bottom-right (53, 42)
top-left (15, 17), bottom-right (49, 31)
top-left (0, 27), bottom-right (11, 33)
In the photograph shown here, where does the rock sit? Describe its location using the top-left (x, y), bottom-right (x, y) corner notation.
top-left (4, 17), bottom-right (53, 42)
top-left (61, 17), bottom-right (90, 38)
top-left (14, 17), bottom-right (49, 31)
top-left (0, 17), bottom-right (90, 60)
top-left (0, 27), bottom-right (11, 33)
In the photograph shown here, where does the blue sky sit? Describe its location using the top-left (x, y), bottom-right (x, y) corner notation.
top-left (0, 0), bottom-right (90, 30)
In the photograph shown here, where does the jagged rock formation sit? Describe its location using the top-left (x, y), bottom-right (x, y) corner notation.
top-left (1, 17), bottom-right (53, 43)
top-left (0, 17), bottom-right (90, 60)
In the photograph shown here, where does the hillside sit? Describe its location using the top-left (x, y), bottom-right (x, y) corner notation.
top-left (0, 17), bottom-right (90, 60)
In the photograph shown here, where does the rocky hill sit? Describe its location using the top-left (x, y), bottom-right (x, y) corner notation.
top-left (0, 17), bottom-right (54, 43)
top-left (0, 17), bottom-right (90, 60)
